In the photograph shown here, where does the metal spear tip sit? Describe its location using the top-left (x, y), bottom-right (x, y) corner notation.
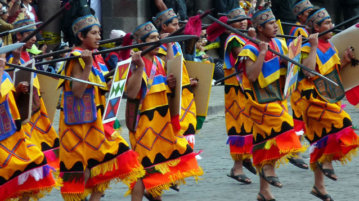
top-left (0, 43), bottom-right (25, 54)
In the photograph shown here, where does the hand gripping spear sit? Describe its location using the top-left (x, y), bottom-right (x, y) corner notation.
top-left (200, 11), bottom-right (338, 86)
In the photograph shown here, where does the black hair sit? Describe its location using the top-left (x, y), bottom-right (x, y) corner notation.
top-left (73, 26), bottom-right (93, 46)
top-left (156, 18), bottom-right (176, 32)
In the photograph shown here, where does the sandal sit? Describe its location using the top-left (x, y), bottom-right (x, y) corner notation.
top-left (144, 192), bottom-right (162, 201)
top-left (317, 162), bottom-right (337, 181)
top-left (170, 184), bottom-right (180, 192)
top-left (243, 159), bottom-right (257, 175)
top-left (227, 168), bottom-right (252, 184)
top-left (259, 168), bottom-right (282, 188)
top-left (257, 192), bottom-right (276, 201)
top-left (310, 186), bottom-right (334, 201)
top-left (289, 157), bottom-right (309, 169)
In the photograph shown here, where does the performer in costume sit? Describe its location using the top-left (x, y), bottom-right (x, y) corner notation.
top-left (238, 8), bottom-right (305, 200)
top-left (299, 8), bottom-right (359, 200)
top-left (154, 8), bottom-right (198, 148)
top-left (286, 0), bottom-right (315, 170)
top-left (0, 52), bottom-right (57, 200)
top-left (128, 22), bottom-right (203, 201)
top-left (7, 13), bottom-right (60, 170)
top-left (57, 15), bottom-right (145, 201)
top-left (223, 7), bottom-right (256, 184)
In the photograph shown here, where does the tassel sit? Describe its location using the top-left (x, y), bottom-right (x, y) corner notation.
top-left (119, 33), bottom-right (133, 60)
top-left (206, 16), bottom-right (228, 42)
top-left (184, 15), bottom-right (202, 37)
top-left (171, 115), bottom-right (181, 131)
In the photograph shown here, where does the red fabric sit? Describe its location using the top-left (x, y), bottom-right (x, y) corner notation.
top-left (119, 33), bottom-right (133, 60)
top-left (184, 15), bottom-right (202, 37)
top-left (310, 126), bottom-right (359, 164)
top-left (345, 85), bottom-right (359, 105)
top-left (206, 16), bottom-right (228, 42)
top-left (293, 119), bottom-right (305, 133)
top-left (0, 166), bottom-right (55, 200)
top-left (142, 56), bottom-right (166, 77)
top-left (171, 114), bottom-right (181, 131)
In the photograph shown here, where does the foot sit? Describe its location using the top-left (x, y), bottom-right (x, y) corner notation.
top-left (289, 157), bottom-right (309, 169)
top-left (257, 190), bottom-right (275, 201)
top-left (144, 192), bottom-right (162, 201)
top-left (317, 162), bottom-right (338, 181)
top-left (227, 168), bottom-right (252, 184)
top-left (243, 159), bottom-right (257, 174)
top-left (311, 186), bottom-right (333, 201)
top-left (260, 165), bottom-right (282, 188)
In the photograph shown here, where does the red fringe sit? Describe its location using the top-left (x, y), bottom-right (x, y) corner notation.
top-left (184, 15), bottom-right (202, 37)
top-left (310, 127), bottom-right (359, 164)
top-left (103, 121), bottom-right (115, 137)
top-left (0, 165), bottom-right (56, 200)
top-left (206, 16), bottom-right (228, 42)
top-left (171, 115), bottom-right (181, 131)
top-left (252, 129), bottom-right (302, 166)
top-left (345, 86), bottom-right (359, 106)
top-left (142, 152), bottom-right (202, 193)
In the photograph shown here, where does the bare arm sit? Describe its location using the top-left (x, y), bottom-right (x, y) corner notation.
top-left (71, 50), bottom-right (92, 98)
top-left (302, 33), bottom-right (318, 77)
top-left (245, 42), bottom-right (267, 82)
top-left (126, 52), bottom-right (145, 99)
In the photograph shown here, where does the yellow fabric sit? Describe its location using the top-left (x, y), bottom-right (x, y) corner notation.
top-left (0, 77), bottom-right (14, 98)
top-left (23, 98), bottom-right (59, 151)
top-left (158, 44), bottom-right (197, 136)
top-left (59, 59), bottom-right (129, 171)
top-left (129, 59), bottom-right (192, 165)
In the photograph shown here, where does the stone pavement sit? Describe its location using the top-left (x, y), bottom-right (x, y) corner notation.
top-left (49, 85), bottom-right (359, 201)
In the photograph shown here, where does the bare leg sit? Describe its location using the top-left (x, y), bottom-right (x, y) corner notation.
top-left (132, 180), bottom-right (144, 201)
top-left (258, 176), bottom-right (275, 200)
top-left (232, 159), bottom-right (251, 183)
top-left (19, 197), bottom-right (30, 201)
top-left (322, 161), bottom-right (337, 180)
top-left (89, 192), bottom-right (103, 201)
top-left (313, 168), bottom-right (332, 201)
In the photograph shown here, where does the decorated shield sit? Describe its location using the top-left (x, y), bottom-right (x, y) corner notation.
top-left (103, 58), bottom-right (132, 124)
top-left (38, 74), bottom-right (61, 122)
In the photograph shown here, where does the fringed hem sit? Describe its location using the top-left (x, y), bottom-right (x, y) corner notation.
top-left (1, 165), bottom-right (57, 201)
top-left (309, 126), bottom-right (359, 168)
top-left (61, 150), bottom-right (144, 200)
top-left (143, 152), bottom-right (203, 198)
top-left (231, 153), bottom-right (252, 161)
top-left (252, 129), bottom-right (306, 168)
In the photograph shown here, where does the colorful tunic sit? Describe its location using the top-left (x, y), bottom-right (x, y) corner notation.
top-left (299, 40), bottom-right (359, 169)
top-left (159, 42), bottom-right (197, 148)
top-left (0, 72), bottom-right (57, 200)
top-left (239, 38), bottom-right (304, 168)
top-left (288, 22), bottom-right (309, 134)
top-left (128, 56), bottom-right (203, 197)
top-left (58, 47), bottom-right (144, 201)
top-left (223, 34), bottom-right (253, 161)
top-left (7, 51), bottom-right (60, 170)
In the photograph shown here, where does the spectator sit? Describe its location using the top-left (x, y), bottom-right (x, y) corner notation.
top-left (150, 0), bottom-right (188, 20)
top-left (0, 1), bottom-right (13, 45)
top-left (22, 0), bottom-right (38, 22)
top-left (104, 29), bottom-right (127, 71)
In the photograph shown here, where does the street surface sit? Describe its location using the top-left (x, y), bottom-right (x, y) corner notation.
top-left (48, 86), bottom-right (359, 201)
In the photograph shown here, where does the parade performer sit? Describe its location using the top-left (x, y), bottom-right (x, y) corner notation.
top-left (128, 21), bottom-right (203, 201)
top-left (223, 7), bottom-right (256, 184)
top-left (154, 8), bottom-right (198, 148)
top-left (0, 52), bottom-right (57, 200)
top-left (57, 14), bottom-right (144, 201)
top-left (299, 8), bottom-right (359, 200)
top-left (238, 7), bottom-right (305, 200)
top-left (286, 0), bottom-right (315, 170)
top-left (7, 13), bottom-right (60, 170)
